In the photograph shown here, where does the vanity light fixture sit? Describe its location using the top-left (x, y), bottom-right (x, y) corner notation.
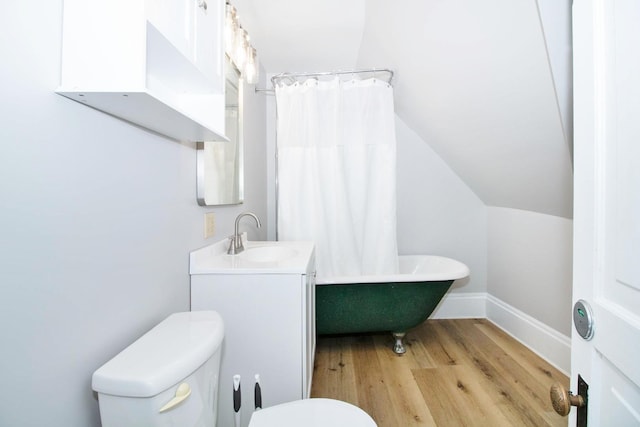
top-left (225, 1), bottom-right (259, 85)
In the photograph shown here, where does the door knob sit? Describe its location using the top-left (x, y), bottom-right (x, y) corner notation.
top-left (550, 382), bottom-right (585, 416)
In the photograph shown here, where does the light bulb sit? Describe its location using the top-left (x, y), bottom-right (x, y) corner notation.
top-left (244, 47), bottom-right (258, 85)
top-left (234, 28), bottom-right (248, 72)
top-left (224, 5), bottom-right (237, 54)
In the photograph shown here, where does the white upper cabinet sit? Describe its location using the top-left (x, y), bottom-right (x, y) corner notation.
top-left (57, 0), bottom-right (226, 142)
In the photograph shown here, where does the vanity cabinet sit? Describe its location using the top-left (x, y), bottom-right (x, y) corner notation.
top-left (57, 0), bottom-right (226, 142)
top-left (190, 240), bottom-right (316, 427)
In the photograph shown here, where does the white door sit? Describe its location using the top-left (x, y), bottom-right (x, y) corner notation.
top-left (572, 0), bottom-right (640, 425)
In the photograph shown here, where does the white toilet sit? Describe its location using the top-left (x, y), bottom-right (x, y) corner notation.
top-left (92, 311), bottom-right (376, 427)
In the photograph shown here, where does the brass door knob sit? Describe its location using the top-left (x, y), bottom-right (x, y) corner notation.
top-left (550, 382), bottom-right (585, 416)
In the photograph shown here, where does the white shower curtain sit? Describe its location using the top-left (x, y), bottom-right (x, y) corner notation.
top-left (275, 77), bottom-right (399, 281)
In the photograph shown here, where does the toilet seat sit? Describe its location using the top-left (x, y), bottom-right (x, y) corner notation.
top-left (248, 398), bottom-right (377, 427)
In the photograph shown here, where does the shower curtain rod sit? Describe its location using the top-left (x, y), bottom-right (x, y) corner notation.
top-left (270, 68), bottom-right (394, 87)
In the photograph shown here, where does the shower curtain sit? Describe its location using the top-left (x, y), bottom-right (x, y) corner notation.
top-left (275, 77), bottom-right (399, 281)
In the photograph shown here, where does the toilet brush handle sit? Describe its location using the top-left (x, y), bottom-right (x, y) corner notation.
top-left (254, 374), bottom-right (262, 410)
top-left (233, 375), bottom-right (241, 427)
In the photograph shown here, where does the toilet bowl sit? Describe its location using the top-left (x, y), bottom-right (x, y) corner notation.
top-left (248, 398), bottom-right (377, 427)
top-left (92, 311), bottom-right (224, 427)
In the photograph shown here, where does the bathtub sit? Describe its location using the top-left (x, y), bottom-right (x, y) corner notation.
top-left (315, 255), bottom-right (470, 354)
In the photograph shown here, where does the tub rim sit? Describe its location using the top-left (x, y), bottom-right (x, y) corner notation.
top-left (316, 255), bottom-right (469, 285)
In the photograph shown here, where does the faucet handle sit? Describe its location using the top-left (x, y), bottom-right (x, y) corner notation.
top-left (227, 235), bottom-right (239, 255)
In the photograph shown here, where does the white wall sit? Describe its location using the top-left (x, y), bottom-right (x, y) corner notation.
top-left (395, 116), bottom-right (487, 294)
top-left (0, 2), bottom-right (267, 426)
top-left (265, 77), bottom-right (278, 241)
top-left (487, 207), bottom-right (573, 336)
top-left (536, 0), bottom-right (573, 157)
top-left (358, 0), bottom-right (573, 219)
top-left (233, 0), bottom-right (365, 72)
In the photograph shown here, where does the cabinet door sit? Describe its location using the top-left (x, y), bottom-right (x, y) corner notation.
top-left (191, 274), bottom-right (304, 427)
top-left (146, 0), bottom-right (193, 61)
top-left (147, 0), bottom-right (223, 91)
top-left (192, 0), bottom-right (224, 89)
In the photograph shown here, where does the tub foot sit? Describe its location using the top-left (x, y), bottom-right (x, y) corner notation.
top-left (392, 332), bottom-right (406, 355)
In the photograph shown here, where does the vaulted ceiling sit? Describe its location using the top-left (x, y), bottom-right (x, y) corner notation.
top-left (233, 0), bottom-right (574, 218)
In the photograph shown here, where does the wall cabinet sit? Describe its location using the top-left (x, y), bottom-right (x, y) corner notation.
top-left (57, 0), bottom-right (226, 142)
top-left (190, 240), bottom-right (316, 427)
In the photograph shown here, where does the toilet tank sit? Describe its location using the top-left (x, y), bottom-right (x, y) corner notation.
top-left (92, 311), bottom-right (224, 427)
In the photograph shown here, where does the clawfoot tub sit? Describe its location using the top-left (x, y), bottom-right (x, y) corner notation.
top-left (315, 255), bottom-right (470, 354)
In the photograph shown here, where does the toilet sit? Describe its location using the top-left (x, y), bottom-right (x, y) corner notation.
top-left (92, 311), bottom-right (376, 427)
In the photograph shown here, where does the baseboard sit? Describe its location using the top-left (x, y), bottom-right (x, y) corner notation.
top-left (430, 292), bottom-right (571, 375)
top-left (486, 294), bottom-right (571, 375)
top-left (431, 292), bottom-right (487, 319)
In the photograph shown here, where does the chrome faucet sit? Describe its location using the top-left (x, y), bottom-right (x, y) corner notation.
top-left (227, 212), bottom-right (261, 255)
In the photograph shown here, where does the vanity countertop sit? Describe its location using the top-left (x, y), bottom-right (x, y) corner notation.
top-left (189, 236), bottom-right (315, 275)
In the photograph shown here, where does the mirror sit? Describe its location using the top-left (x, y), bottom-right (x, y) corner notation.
top-left (197, 57), bottom-right (243, 206)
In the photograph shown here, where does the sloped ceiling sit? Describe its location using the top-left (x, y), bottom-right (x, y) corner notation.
top-left (233, 0), bottom-right (574, 218)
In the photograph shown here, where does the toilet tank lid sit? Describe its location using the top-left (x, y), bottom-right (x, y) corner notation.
top-left (92, 311), bottom-right (224, 397)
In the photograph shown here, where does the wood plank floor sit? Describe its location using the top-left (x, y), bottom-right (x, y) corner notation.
top-left (310, 318), bottom-right (569, 427)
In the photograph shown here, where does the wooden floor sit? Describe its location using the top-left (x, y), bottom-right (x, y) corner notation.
top-left (311, 318), bottom-right (569, 427)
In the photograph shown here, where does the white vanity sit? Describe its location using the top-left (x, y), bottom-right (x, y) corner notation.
top-left (190, 237), bottom-right (316, 427)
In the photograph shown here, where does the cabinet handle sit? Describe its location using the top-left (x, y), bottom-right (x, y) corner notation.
top-left (197, 0), bottom-right (207, 10)
top-left (159, 383), bottom-right (192, 413)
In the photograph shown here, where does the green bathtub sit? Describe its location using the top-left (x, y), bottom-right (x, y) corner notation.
top-left (315, 255), bottom-right (469, 354)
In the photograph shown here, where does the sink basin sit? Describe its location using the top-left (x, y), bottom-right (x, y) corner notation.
top-left (240, 246), bottom-right (299, 263)
top-left (190, 238), bottom-right (314, 274)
